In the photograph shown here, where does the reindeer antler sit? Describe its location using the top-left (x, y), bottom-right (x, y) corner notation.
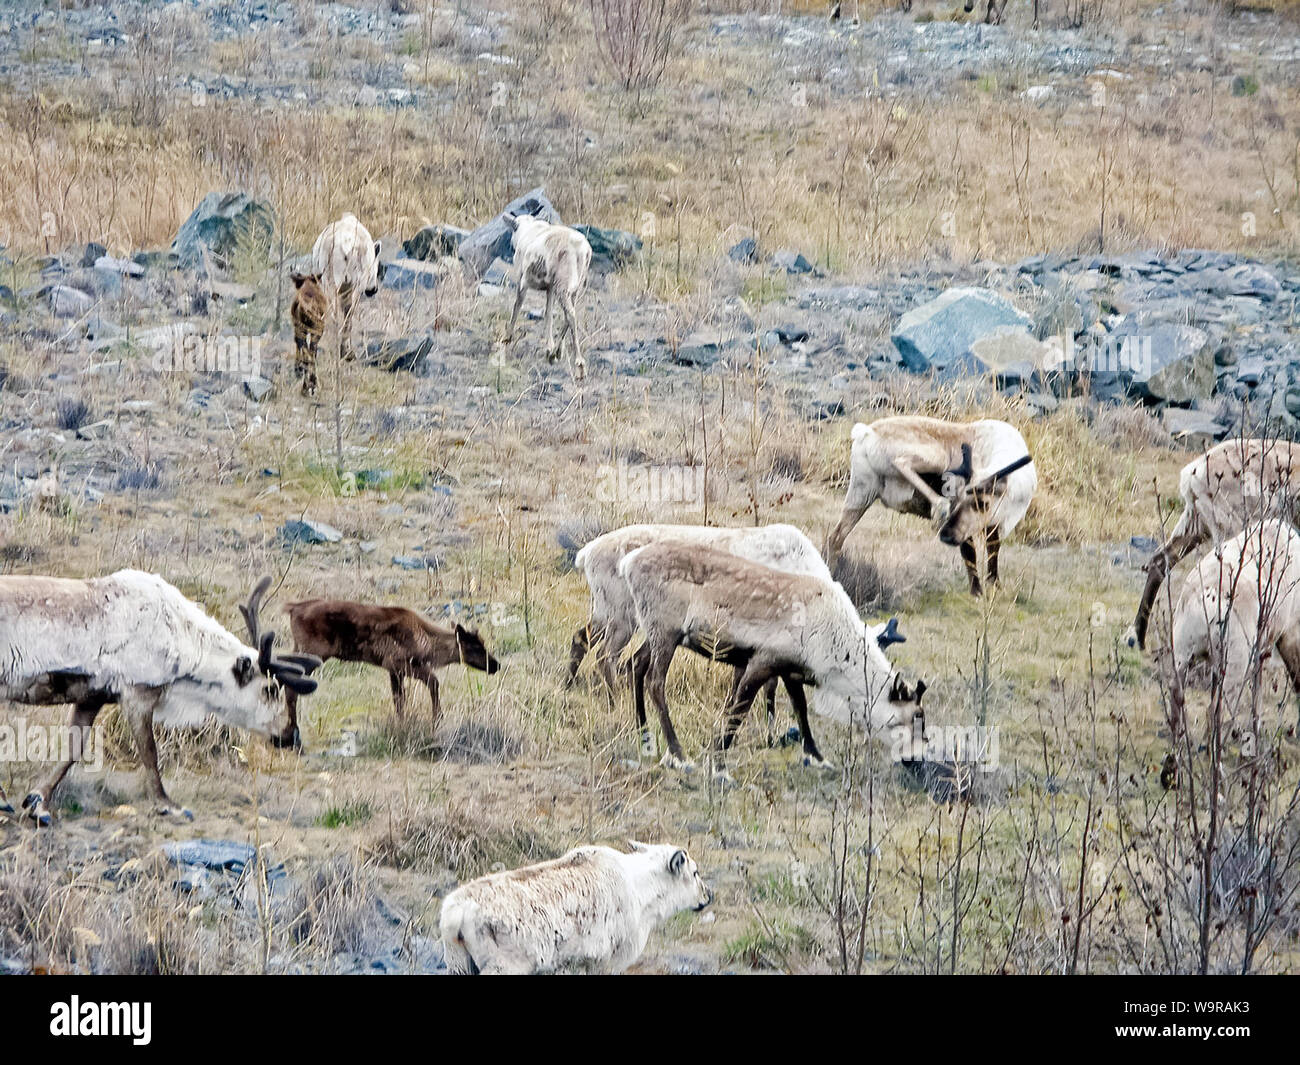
top-left (241, 577), bottom-right (322, 692)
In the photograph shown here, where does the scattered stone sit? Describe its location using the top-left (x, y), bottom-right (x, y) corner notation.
top-left (210, 280), bottom-right (257, 304)
top-left (170, 191), bottom-right (274, 270)
top-left (392, 553), bottom-right (442, 570)
top-left (892, 287), bottom-right (1033, 374)
top-left (383, 258), bottom-right (441, 291)
top-left (45, 285), bottom-right (94, 318)
top-left (1161, 407), bottom-right (1227, 449)
top-left (727, 237), bottom-right (759, 264)
top-left (279, 519), bottom-right (343, 545)
top-left (93, 254), bottom-right (144, 277)
top-left (365, 335), bottom-right (433, 373)
top-left (572, 224), bottom-right (642, 269)
top-left (1111, 323), bottom-right (1215, 403)
top-left (402, 223), bottom-right (469, 261)
top-left (242, 376), bottom-right (273, 402)
top-left (771, 249), bottom-right (814, 275)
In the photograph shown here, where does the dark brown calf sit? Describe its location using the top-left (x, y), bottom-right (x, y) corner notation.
top-left (282, 599), bottom-right (500, 729)
top-left (290, 272), bottom-right (326, 395)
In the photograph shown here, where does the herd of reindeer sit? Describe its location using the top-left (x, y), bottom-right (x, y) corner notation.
top-left (2, 209), bottom-right (1298, 972)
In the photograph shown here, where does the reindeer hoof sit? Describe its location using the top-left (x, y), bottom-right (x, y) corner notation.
top-left (803, 754), bottom-right (835, 771)
top-left (22, 793), bottom-right (52, 828)
top-left (659, 752), bottom-right (695, 773)
top-left (711, 767), bottom-right (735, 788)
top-left (640, 734), bottom-right (657, 760)
top-left (1122, 625), bottom-right (1140, 650)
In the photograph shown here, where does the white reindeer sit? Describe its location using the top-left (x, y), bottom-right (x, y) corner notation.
top-left (0, 573), bottom-right (318, 825)
top-left (504, 212), bottom-right (592, 376)
top-left (1167, 519), bottom-right (1300, 741)
top-left (441, 842), bottom-right (711, 974)
top-left (309, 213), bottom-right (384, 360)
top-left (1127, 438), bottom-right (1300, 651)
top-left (826, 416), bottom-right (1036, 596)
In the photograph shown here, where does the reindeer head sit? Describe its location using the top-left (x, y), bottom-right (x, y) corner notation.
top-left (937, 443), bottom-right (1033, 547)
top-left (238, 577), bottom-right (322, 748)
top-left (454, 622), bottom-right (501, 675)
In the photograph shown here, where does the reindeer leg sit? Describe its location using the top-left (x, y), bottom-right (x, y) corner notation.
top-left (960, 540), bottom-right (983, 596)
top-left (0, 781), bottom-right (11, 817)
top-left (785, 679), bottom-right (830, 769)
top-left (389, 671), bottom-right (406, 718)
top-left (544, 288), bottom-right (556, 361)
top-left (560, 290), bottom-right (583, 378)
top-left (421, 669), bottom-right (441, 729)
top-left (826, 505), bottom-right (867, 567)
top-left (22, 693), bottom-right (110, 826)
top-left (648, 646), bottom-right (690, 770)
top-left (711, 662), bottom-right (773, 784)
top-left (892, 457), bottom-right (950, 526)
top-left (123, 686), bottom-right (190, 820)
top-left (566, 622), bottom-right (595, 689)
top-left (1130, 526), bottom-right (1204, 651)
top-left (507, 281), bottom-right (526, 344)
top-left (986, 528), bottom-right (1002, 586)
top-left (339, 287), bottom-right (357, 361)
top-left (631, 643), bottom-right (654, 759)
top-left (763, 676), bottom-right (779, 747)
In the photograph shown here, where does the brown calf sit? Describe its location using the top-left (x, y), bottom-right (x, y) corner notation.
top-left (282, 599), bottom-right (500, 728)
top-left (290, 272), bottom-right (326, 395)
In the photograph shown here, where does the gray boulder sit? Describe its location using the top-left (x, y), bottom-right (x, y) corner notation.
top-left (572, 224), bottom-right (641, 269)
top-left (402, 223), bottom-right (469, 261)
top-left (170, 191), bottom-right (274, 270)
top-left (458, 186), bottom-right (559, 278)
top-left (1161, 407), bottom-right (1227, 450)
top-left (892, 287), bottom-right (1033, 374)
top-left (728, 238), bottom-right (759, 264)
top-left (365, 334), bottom-right (434, 373)
top-left (46, 284), bottom-right (95, 318)
top-left (771, 249), bottom-right (814, 275)
top-left (383, 258), bottom-right (440, 291)
top-left (1109, 322), bottom-right (1216, 403)
top-left (279, 519), bottom-right (342, 545)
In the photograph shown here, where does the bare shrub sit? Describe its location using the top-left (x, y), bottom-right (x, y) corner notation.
top-left (587, 0), bottom-right (690, 95)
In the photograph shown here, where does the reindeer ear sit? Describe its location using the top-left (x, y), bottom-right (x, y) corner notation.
top-left (669, 849), bottom-right (688, 876)
top-left (291, 272), bottom-right (307, 288)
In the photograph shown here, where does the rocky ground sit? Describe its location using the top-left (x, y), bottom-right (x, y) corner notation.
top-left (2, 0), bottom-right (1300, 975)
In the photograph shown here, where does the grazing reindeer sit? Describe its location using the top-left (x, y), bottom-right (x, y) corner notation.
top-left (1127, 438), bottom-right (1300, 651)
top-left (290, 272), bottom-right (327, 395)
top-left (283, 599), bottom-right (500, 728)
top-left (1166, 519), bottom-right (1300, 742)
top-left (826, 416), bottom-right (1036, 595)
top-left (568, 522), bottom-right (903, 765)
top-left (620, 543), bottom-right (925, 775)
top-left (0, 573), bottom-right (318, 825)
top-left (504, 212), bottom-right (592, 376)
top-left (310, 213), bottom-right (384, 361)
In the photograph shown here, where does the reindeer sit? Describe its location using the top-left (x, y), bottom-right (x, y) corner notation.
top-left (826, 416), bottom-right (1036, 595)
top-left (290, 272), bottom-right (327, 395)
top-left (620, 543), bottom-right (925, 775)
top-left (504, 212), bottom-right (592, 377)
top-left (1166, 519), bottom-right (1300, 744)
top-left (282, 599), bottom-right (500, 728)
top-left (0, 573), bottom-right (318, 825)
top-left (567, 522), bottom-right (905, 766)
top-left (309, 213), bottom-right (384, 361)
top-left (1127, 437), bottom-right (1300, 651)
